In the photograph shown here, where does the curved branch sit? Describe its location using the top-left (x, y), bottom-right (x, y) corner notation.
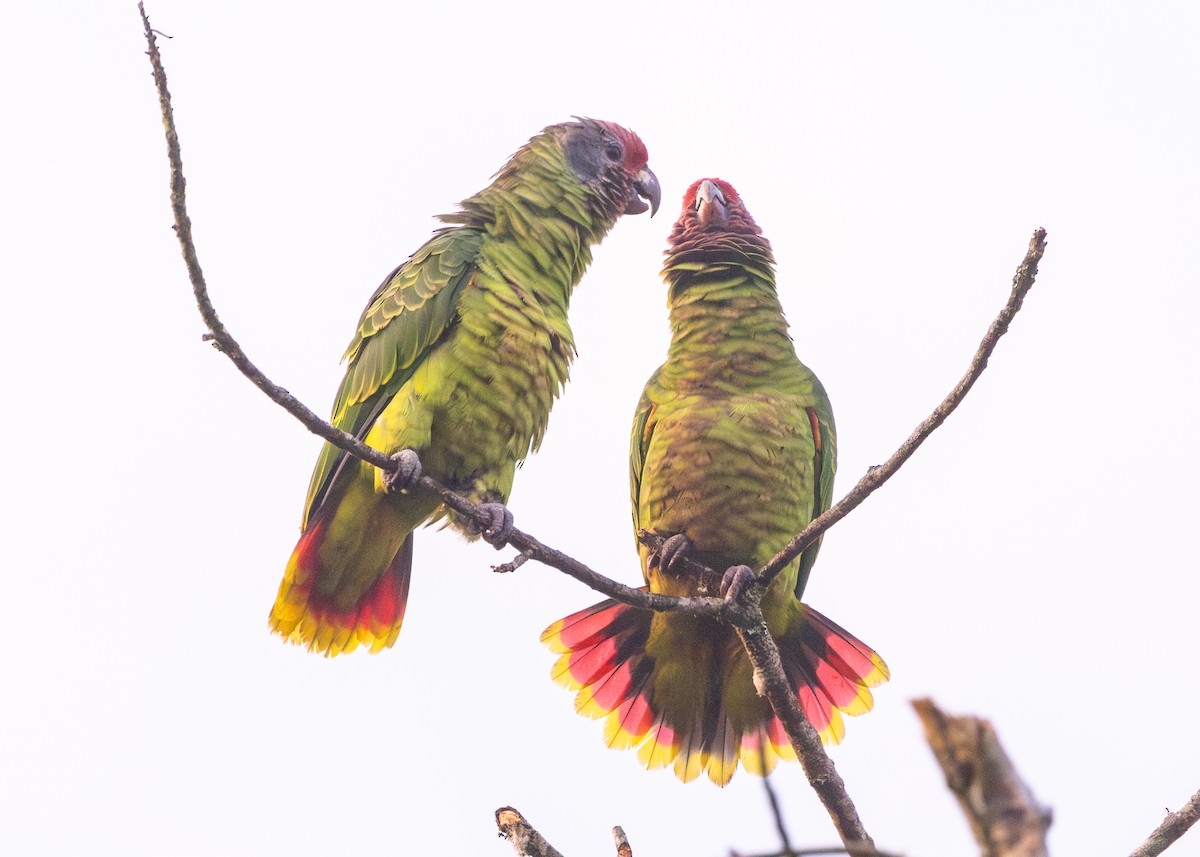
top-left (758, 228), bottom-right (1048, 585)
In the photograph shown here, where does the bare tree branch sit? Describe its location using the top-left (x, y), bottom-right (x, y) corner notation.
top-left (912, 698), bottom-right (1050, 857)
top-left (1128, 789), bottom-right (1200, 857)
top-left (758, 228), bottom-right (1047, 586)
top-left (496, 807), bottom-right (566, 857)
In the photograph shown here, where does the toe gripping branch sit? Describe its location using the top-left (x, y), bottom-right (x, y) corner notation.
top-left (650, 533), bottom-right (693, 573)
top-left (477, 502), bottom-right (515, 548)
top-left (383, 449), bottom-right (423, 494)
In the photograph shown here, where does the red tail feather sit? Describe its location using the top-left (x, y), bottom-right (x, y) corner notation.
top-left (542, 596), bottom-right (888, 785)
top-left (269, 520), bottom-right (412, 657)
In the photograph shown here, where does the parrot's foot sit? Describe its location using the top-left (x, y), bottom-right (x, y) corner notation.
top-left (650, 533), bottom-right (693, 574)
top-left (475, 502), bottom-right (514, 548)
top-left (383, 449), bottom-right (422, 494)
top-left (720, 564), bottom-right (756, 603)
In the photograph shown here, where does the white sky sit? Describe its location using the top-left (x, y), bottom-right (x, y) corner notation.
top-left (3, 2), bottom-right (1199, 855)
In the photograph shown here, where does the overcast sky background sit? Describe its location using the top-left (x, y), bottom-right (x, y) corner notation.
top-left (3, 2), bottom-right (1198, 855)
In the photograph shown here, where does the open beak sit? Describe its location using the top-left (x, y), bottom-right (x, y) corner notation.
top-left (695, 179), bottom-right (727, 228)
top-left (626, 166), bottom-right (662, 217)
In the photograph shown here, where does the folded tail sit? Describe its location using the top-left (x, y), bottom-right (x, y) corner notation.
top-left (541, 593), bottom-right (888, 786)
top-left (269, 515), bottom-right (413, 657)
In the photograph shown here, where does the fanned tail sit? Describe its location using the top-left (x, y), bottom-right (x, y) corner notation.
top-left (775, 603), bottom-right (890, 745)
top-left (541, 595), bottom-right (888, 786)
top-left (269, 518), bottom-right (412, 657)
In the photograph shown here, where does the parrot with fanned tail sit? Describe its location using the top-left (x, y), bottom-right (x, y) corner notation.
top-left (542, 178), bottom-right (888, 785)
top-left (270, 119), bottom-right (660, 657)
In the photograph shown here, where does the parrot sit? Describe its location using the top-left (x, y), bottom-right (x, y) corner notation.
top-left (270, 118), bottom-right (661, 657)
top-left (541, 178), bottom-right (888, 786)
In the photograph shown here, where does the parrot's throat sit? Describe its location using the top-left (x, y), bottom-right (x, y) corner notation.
top-left (450, 139), bottom-right (625, 312)
top-left (661, 251), bottom-right (797, 389)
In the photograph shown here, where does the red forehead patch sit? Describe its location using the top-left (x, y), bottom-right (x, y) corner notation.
top-left (598, 121), bottom-right (649, 171)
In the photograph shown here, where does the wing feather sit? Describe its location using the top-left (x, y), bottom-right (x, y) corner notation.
top-left (628, 372), bottom-right (662, 541)
top-left (794, 370), bottom-right (837, 599)
top-left (300, 227), bottom-right (482, 528)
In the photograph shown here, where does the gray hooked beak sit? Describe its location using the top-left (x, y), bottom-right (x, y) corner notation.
top-left (695, 179), bottom-right (728, 227)
top-left (626, 166), bottom-right (662, 217)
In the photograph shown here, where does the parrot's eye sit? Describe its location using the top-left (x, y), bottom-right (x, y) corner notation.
top-left (604, 144), bottom-right (623, 163)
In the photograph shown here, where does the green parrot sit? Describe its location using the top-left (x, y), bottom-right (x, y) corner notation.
top-left (271, 119), bottom-right (660, 656)
top-left (543, 178), bottom-right (888, 785)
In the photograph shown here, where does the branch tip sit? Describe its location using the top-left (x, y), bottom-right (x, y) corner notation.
top-left (493, 553), bottom-right (530, 574)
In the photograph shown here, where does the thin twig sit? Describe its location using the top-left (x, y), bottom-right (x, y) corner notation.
top-left (1128, 789), bottom-right (1200, 857)
top-left (493, 552), bottom-right (531, 574)
top-left (762, 773), bottom-right (795, 856)
top-left (758, 228), bottom-right (1047, 585)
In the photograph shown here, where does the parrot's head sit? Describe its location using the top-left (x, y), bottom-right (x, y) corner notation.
top-left (561, 118), bottom-right (661, 218)
top-left (672, 178), bottom-right (763, 241)
top-left (663, 178), bottom-right (774, 289)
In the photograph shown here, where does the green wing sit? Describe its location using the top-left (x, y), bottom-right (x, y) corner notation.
top-left (301, 227), bottom-right (483, 528)
top-left (794, 371), bottom-right (837, 599)
top-left (628, 370), bottom-right (662, 540)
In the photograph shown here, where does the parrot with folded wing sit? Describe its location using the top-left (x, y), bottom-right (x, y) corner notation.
top-left (543, 178), bottom-right (887, 785)
top-left (270, 119), bottom-right (660, 657)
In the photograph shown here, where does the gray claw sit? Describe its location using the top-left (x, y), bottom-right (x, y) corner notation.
top-left (478, 502), bottom-right (514, 548)
top-left (720, 565), bottom-right (755, 603)
top-left (383, 448), bottom-right (422, 494)
top-left (653, 533), bottom-right (693, 574)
